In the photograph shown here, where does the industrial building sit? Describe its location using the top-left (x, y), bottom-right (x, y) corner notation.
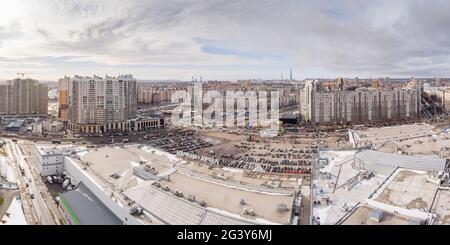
top-left (33, 145), bottom-right (67, 176)
top-left (0, 78), bottom-right (48, 115)
top-left (299, 80), bottom-right (421, 124)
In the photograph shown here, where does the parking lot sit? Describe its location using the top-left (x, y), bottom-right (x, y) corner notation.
top-left (214, 141), bottom-right (315, 175)
top-left (148, 132), bottom-right (213, 154)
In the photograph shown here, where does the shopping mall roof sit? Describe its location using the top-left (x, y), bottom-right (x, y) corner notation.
top-left (124, 184), bottom-right (262, 225)
top-left (60, 183), bottom-right (122, 225)
top-left (355, 150), bottom-right (448, 172)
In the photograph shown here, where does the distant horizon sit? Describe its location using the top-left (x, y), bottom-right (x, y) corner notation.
top-left (0, 76), bottom-right (448, 83)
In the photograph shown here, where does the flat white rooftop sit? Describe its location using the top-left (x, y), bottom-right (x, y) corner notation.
top-left (124, 184), bottom-right (263, 225)
top-left (65, 144), bottom-right (294, 225)
top-left (355, 150), bottom-right (448, 172)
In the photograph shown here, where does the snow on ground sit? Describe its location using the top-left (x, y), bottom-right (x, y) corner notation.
top-left (130, 161), bottom-right (140, 168)
top-left (76, 150), bottom-right (89, 158)
top-left (177, 171), bottom-right (291, 196)
top-left (157, 168), bottom-right (176, 177)
top-left (319, 150), bottom-right (356, 174)
top-left (141, 146), bottom-right (180, 162)
top-left (320, 162), bottom-right (334, 174)
top-left (1, 198), bottom-right (27, 225)
top-left (222, 167), bottom-right (244, 173)
top-left (206, 207), bottom-right (281, 225)
top-left (0, 156), bottom-right (16, 183)
top-left (5, 165), bottom-right (16, 183)
top-left (131, 176), bottom-right (146, 185)
top-left (0, 158), bottom-right (6, 178)
top-left (313, 174), bottom-right (386, 225)
top-left (313, 205), bottom-right (331, 224)
top-left (200, 137), bottom-right (222, 145)
top-left (313, 149), bottom-right (387, 224)
top-left (320, 150), bottom-right (357, 165)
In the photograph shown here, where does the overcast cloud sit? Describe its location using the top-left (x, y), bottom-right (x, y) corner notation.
top-left (0, 0), bottom-right (450, 80)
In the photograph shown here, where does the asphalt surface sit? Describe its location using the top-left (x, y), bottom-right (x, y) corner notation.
top-left (1, 128), bottom-right (169, 145)
top-left (10, 141), bottom-right (59, 225)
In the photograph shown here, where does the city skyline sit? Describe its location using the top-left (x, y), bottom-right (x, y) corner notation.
top-left (2, 0), bottom-right (450, 80)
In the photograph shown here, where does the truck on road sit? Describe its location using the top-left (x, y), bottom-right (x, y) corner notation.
top-left (28, 186), bottom-right (35, 199)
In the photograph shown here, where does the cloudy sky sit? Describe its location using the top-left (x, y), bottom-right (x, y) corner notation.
top-left (0, 0), bottom-right (449, 81)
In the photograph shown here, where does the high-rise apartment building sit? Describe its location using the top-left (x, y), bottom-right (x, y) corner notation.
top-left (137, 87), bottom-right (182, 104)
top-left (300, 80), bottom-right (317, 122)
top-left (0, 78), bottom-right (48, 115)
top-left (299, 80), bottom-right (421, 124)
top-left (336, 78), bottom-right (345, 90)
top-left (58, 77), bottom-right (70, 122)
top-left (68, 75), bottom-right (139, 133)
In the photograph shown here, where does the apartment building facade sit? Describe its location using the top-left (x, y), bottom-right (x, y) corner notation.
top-left (58, 77), bottom-right (70, 122)
top-left (300, 80), bottom-right (421, 124)
top-left (137, 87), bottom-right (182, 104)
top-left (0, 78), bottom-right (48, 115)
top-left (68, 75), bottom-right (139, 133)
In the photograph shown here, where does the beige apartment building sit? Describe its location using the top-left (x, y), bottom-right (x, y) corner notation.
top-left (0, 78), bottom-right (48, 115)
top-left (137, 87), bottom-right (183, 104)
top-left (300, 80), bottom-right (421, 124)
top-left (58, 77), bottom-right (70, 122)
top-left (67, 75), bottom-right (137, 133)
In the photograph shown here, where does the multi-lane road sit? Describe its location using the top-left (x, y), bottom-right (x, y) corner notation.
top-left (21, 143), bottom-right (65, 225)
top-left (1, 128), bottom-right (168, 145)
top-left (5, 140), bottom-right (37, 224)
top-left (5, 139), bottom-right (63, 225)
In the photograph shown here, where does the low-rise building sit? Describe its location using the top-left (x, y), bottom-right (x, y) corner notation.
top-left (34, 145), bottom-right (66, 176)
top-left (4, 119), bottom-right (26, 131)
top-left (42, 120), bottom-right (65, 133)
